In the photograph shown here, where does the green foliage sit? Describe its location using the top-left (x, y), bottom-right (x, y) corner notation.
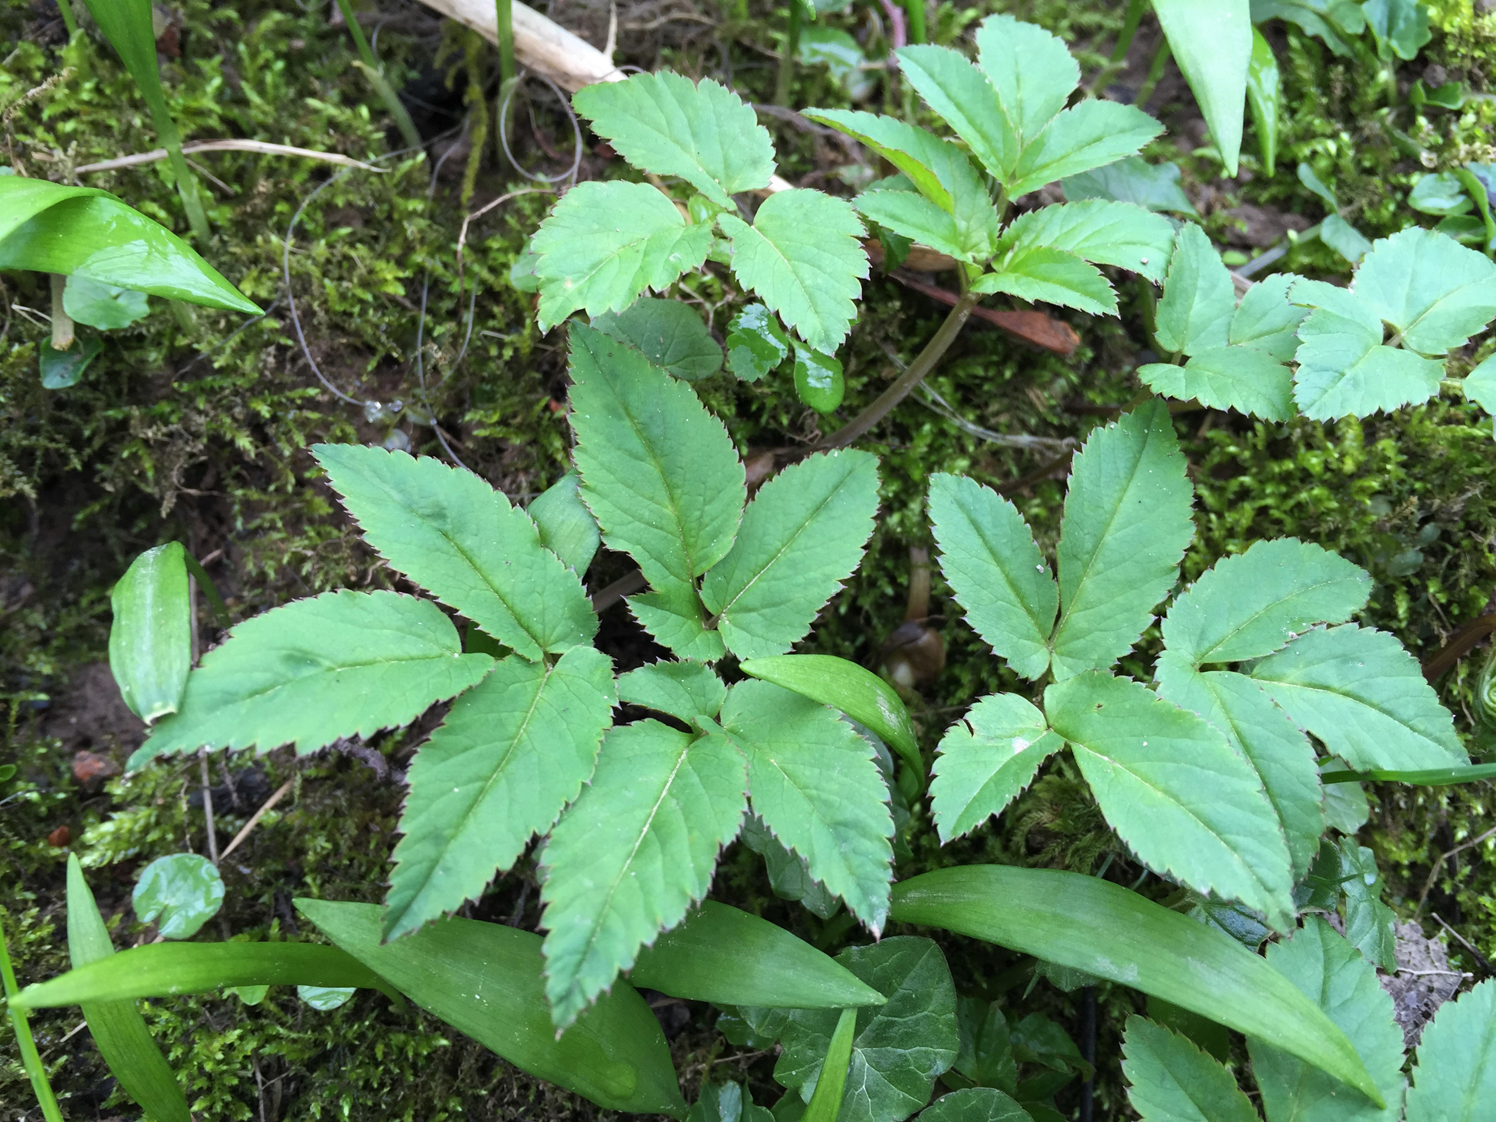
top-left (107, 541), bottom-right (191, 723)
top-left (1405, 981), bottom-right (1496, 1121)
top-left (593, 298), bottom-right (724, 382)
top-left (131, 853), bottom-right (225, 939)
top-left (1121, 1015), bottom-right (1258, 1122)
top-left (1153, 0), bottom-right (1252, 176)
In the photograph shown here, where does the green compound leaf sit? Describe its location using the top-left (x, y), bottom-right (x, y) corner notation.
top-left (297, 899), bottom-right (686, 1117)
top-left (804, 110), bottom-right (967, 214)
top-left (384, 647), bottom-right (615, 941)
top-left (1464, 352), bottom-right (1496, 415)
top-left (0, 178), bottom-right (258, 312)
top-left (1337, 839), bottom-right (1397, 972)
top-left (532, 180), bottom-right (713, 330)
top-left (132, 854), bottom-right (225, 939)
top-left (1050, 401), bottom-right (1195, 681)
top-left (1154, 657), bottom-right (1324, 880)
top-left (1062, 157), bottom-right (1198, 216)
top-left (618, 660), bottom-right (726, 724)
top-left (1120, 1015), bottom-right (1257, 1122)
top-left (1136, 346), bottom-right (1294, 420)
top-left (1153, 0), bottom-right (1251, 176)
top-left (1162, 538), bottom-right (1370, 666)
top-left (1229, 273), bottom-right (1309, 362)
top-left (315, 444), bottom-right (596, 660)
top-left (67, 856), bottom-right (191, 1122)
top-left (1405, 980), bottom-right (1496, 1122)
top-left (996, 201), bottom-right (1176, 283)
top-left (1153, 224), bottom-right (1235, 356)
top-left (919, 1088), bottom-right (1031, 1122)
top-left (929, 473), bottom-right (1057, 680)
top-left (108, 542), bottom-right (191, 724)
top-left (719, 189), bottom-right (868, 355)
top-left (568, 324), bottom-right (744, 655)
top-left (854, 185), bottom-right (978, 264)
top-left (1005, 100), bottom-right (1163, 200)
top-left (931, 693), bottom-right (1063, 843)
top-left (631, 584), bottom-right (728, 664)
top-left (973, 248), bottom-right (1117, 316)
top-left (1250, 624), bottom-right (1467, 771)
top-left (593, 298), bottom-right (723, 382)
top-left (726, 303), bottom-right (791, 382)
top-left (130, 590), bottom-right (493, 768)
top-left (529, 471), bottom-right (600, 577)
top-left (973, 14), bottom-right (1078, 146)
top-left (573, 72), bottom-right (774, 208)
top-left (775, 938), bottom-right (959, 1122)
top-left (1351, 226), bottom-right (1496, 355)
top-left (719, 680), bottom-right (894, 933)
top-left (63, 276), bottom-right (150, 330)
top-left (702, 449), bottom-right (879, 659)
top-left (894, 46), bottom-right (1017, 186)
top-left (540, 721), bottom-right (747, 1029)
top-left (1248, 918), bottom-right (1405, 1121)
top-left (1290, 278), bottom-right (1445, 420)
top-left (1046, 671), bottom-right (1295, 930)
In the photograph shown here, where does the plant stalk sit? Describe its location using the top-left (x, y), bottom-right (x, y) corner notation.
top-left (152, 113), bottom-right (211, 243)
top-left (1, 919), bottom-right (65, 1122)
top-left (1090, 0), bottom-right (1146, 99)
top-left (495, 0), bottom-right (517, 89)
top-left (817, 291), bottom-right (978, 449)
top-left (903, 0), bottom-right (926, 44)
top-left (49, 274), bottom-right (74, 351)
top-left (1132, 38), bottom-right (1172, 111)
top-left (775, 1), bottom-right (803, 106)
top-left (335, 0), bottom-right (424, 153)
top-left (57, 0), bottom-right (78, 37)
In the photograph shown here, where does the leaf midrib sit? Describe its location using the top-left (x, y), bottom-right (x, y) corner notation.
top-left (1191, 576), bottom-right (1362, 665)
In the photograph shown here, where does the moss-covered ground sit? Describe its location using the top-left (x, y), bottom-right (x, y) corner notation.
top-left (5, 0), bottom-right (1496, 1117)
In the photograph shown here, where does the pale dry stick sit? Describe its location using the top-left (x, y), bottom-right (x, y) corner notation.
top-left (201, 754), bottom-right (220, 865)
top-left (1432, 912), bottom-right (1495, 977)
top-left (455, 186), bottom-right (554, 294)
top-left (75, 139), bottom-right (389, 175)
top-left (218, 779), bottom-right (296, 864)
top-left (1415, 823), bottom-right (1496, 916)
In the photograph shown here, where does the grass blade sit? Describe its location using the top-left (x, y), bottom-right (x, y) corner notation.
top-left (0, 918), bottom-right (64, 1122)
top-left (1320, 763), bottom-right (1496, 786)
top-left (803, 1007), bottom-right (857, 1122)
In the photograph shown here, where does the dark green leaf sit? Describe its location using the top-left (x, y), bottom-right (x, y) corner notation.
top-left (741, 815), bottom-right (844, 919)
top-left (954, 997), bottom-right (1018, 1093)
top-left (1337, 840), bottom-right (1397, 972)
top-left (1121, 1015), bottom-right (1257, 1122)
top-left (1319, 763), bottom-right (1496, 786)
top-left (793, 347), bottom-right (846, 413)
top-left (919, 1088), bottom-right (1031, 1122)
top-left (1250, 0), bottom-right (1364, 57)
top-left (39, 332), bottom-right (103, 389)
top-left (727, 303), bottom-right (791, 382)
top-left (691, 1081), bottom-right (776, 1122)
top-left (593, 298), bottom-right (724, 382)
top-left (132, 854), bottom-right (225, 940)
top-left (108, 542), bottom-right (192, 724)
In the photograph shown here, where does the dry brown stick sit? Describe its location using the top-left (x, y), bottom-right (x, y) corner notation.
top-left (890, 270), bottom-right (1081, 356)
top-left (218, 779), bottom-right (295, 864)
top-left (591, 569), bottom-right (648, 614)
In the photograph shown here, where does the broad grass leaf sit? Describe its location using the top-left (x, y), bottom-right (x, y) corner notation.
top-left (1045, 671), bottom-right (1296, 929)
top-left (1120, 1015), bottom-right (1257, 1122)
top-left (130, 590), bottom-right (493, 768)
top-left (1005, 100), bottom-right (1163, 200)
top-left (996, 201), bottom-right (1175, 282)
top-left (1351, 227), bottom-right (1496, 354)
top-left (592, 298), bottom-right (723, 381)
top-left (108, 542), bottom-right (191, 724)
top-left (532, 181), bottom-right (713, 329)
top-left (1405, 980), bottom-right (1496, 1122)
top-left (540, 721), bottom-right (748, 1029)
top-left (1153, 224), bottom-right (1235, 356)
top-left (384, 648), bottom-right (615, 940)
top-left (1250, 624), bottom-right (1467, 770)
top-left (702, 450), bottom-right (878, 659)
top-left (315, 444), bottom-right (596, 660)
top-left (894, 46), bottom-right (1018, 184)
top-left (931, 693), bottom-right (1063, 842)
top-left (1050, 401), bottom-right (1194, 680)
top-left (973, 248), bottom-right (1117, 315)
top-left (719, 190), bottom-right (868, 354)
top-left (1152, 0), bottom-right (1251, 175)
top-left (1161, 538), bottom-right (1370, 666)
top-left (719, 681), bottom-right (894, 932)
top-left (974, 14), bottom-right (1078, 145)
top-left (617, 660), bottom-right (726, 723)
top-left (1137, 346), bottom-right (1294, 420)
top-left (1248, 918), bottom-right (1405, 1122)
top-left (528, 472), bottom-right (600, 576)
top-left (804, 1009), bottom-right (859, 1122)
top-left (929, 473), bottom-right (1057, 679)
top-left (1062, 157), bottom-right (1198, 215)
top-left (1229, 273), bottom-right (1308, 362)
top-left (573, 72), bottom-right (774, 207)
top-left (775, 938), bottom-right (959, 1122)
top-left (1154, 656), bottom-right (1324, 879)
top-left (918, 1088), bottom-right (1031, 1122)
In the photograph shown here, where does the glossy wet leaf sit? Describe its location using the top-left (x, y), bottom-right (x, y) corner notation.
top-left (1247, 29), bottom-right (1281, 174)
top-left (384, 647), bottom-right (615, 941)
top-left (1351, 227), bottom-right (1496, 354)
top-left (315, 444), bottom-right (596, 660)
top-left (1121, 1016), bottom-right (1256, 1122)
top-left (618, 659), bottom-right (726, 723)
top-left (528, 471), bottom-right (600, 576)
top-left (1153, 224), bottom-right (1235, 356)
top-left (727, 303), bottom-right (791, 382)
top-left (931, 694), bottom-right (1062, 843)
top-left (297, 985), bottom-right (355, 1010)
top-left (889, 865), bottom-right (1381, 1104)
top-left (1153, 0), bottom-right (1251, 175)
top-left (593, 298), bottom-right (723, 382)
top-left (574, 72), bottom-right (774, 208)
top-left (793, 347), bottom-right (846, 413)
top-left (297, 899), bottom-right (686, 1116)
top-left (62, 275), bottom-right (150, 330)
top-left (108, 541), bottom-right (192, 724)
top-left (130, 590), bottom-right (494, 767)
top-left (974, 248), bottom-right (1116, 316)
top-left (1405, 980), bottom-right (1496, 1122)
top-left (132, 854), bottom-right (225, 939)
top-left (1137, 346), bottom-right (1294, 420)
top-left (1062, 158), bottom-right (1197, 216)
top-left (919, 1088), bottom-right (1031, 1122)
top-left (39, 333), bottom-right (103, 389)
top-left (996, 201), bottom-right (1175, 283)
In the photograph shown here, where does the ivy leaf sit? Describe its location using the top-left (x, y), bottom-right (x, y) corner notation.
top-left (573, 72), bottom-right (775, 207)
top-left (740, 814), bottom-right (843, 919)
top-left (1248, 918), bottom-right (1406, 1122)
top-left (384, 647), bottom-right (615, 941)
top-left (1152, 0), bottom-right (1251, 176)
top-left (617, 660), bottom-right (726, 724)
top-left (314, 444), bottom-right (596, 660)
top-left (1290, 279), bottom-right (1444, 419)
top-left (532, 181), bottom-right (713, 330)
top-left (894, 46), bottom-right (1018, 186)
top-left (1121, 1015), bottom-right (1258, 1122)
top-left (775, 939), bottom-right (959, 1122)
top-left (130, 591), bottom-right (493, 768)
top-left (690, 1081), bottom-right (776, 1122)
top-left (540, 721), bottom-right (748, 1029)
top-left (1161, 538), bottom-right (1370, 666)
top-left (1153, 224), bottom-right (1235, 356)
top-left (719, 680), bottom-right (894, 932)
top-left (1250, 625), bottom-right (1467, 771)
top-left (727, 303), bottom-right (791, 382)
top-left (1337, 839), bottom-right (1397, 972)
top-left (1050, 401), bottom-right (1195, 681)
top-left (1351, 227), bottom-right (1496, 355)
top-left (1062, 157), bottom-right (1198, 216)
top-left (918, 1088), bottom-right (1031, 1122)
top-left (1045, 671), bottom-right (1296, 930)
top-left (928, 473), bottom-right (1057, 680)
top-left (702, 450), bottom-right (879, 660)
top-left (528, 472), bottom-right (600, 577)
top-left (1229, 273), bottom-right (1308, 362)
top-left (1364, 0), bottom-right (1431, 61)
top-left (931, 693), bottom-right (1064, 843)
top-left (1154, 657), bottom-right (1324, 880)
top-left (973, 248), bottom-right (1117, 316)
top-left (1137, 346), bottom-right (1294, 420)
top-left (1405, 980), bottom-right (1496, 1122)
top-left (568, 324), bottom-right (745, 657)
top-left (1006, 101), bottom-right (1164, 200)
top-left (593, 298), bottom-right (723, 382)
top-left (996, 201), bottom-right (1176, 283)
top-left (718, 190), bottom-right (868, 355)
